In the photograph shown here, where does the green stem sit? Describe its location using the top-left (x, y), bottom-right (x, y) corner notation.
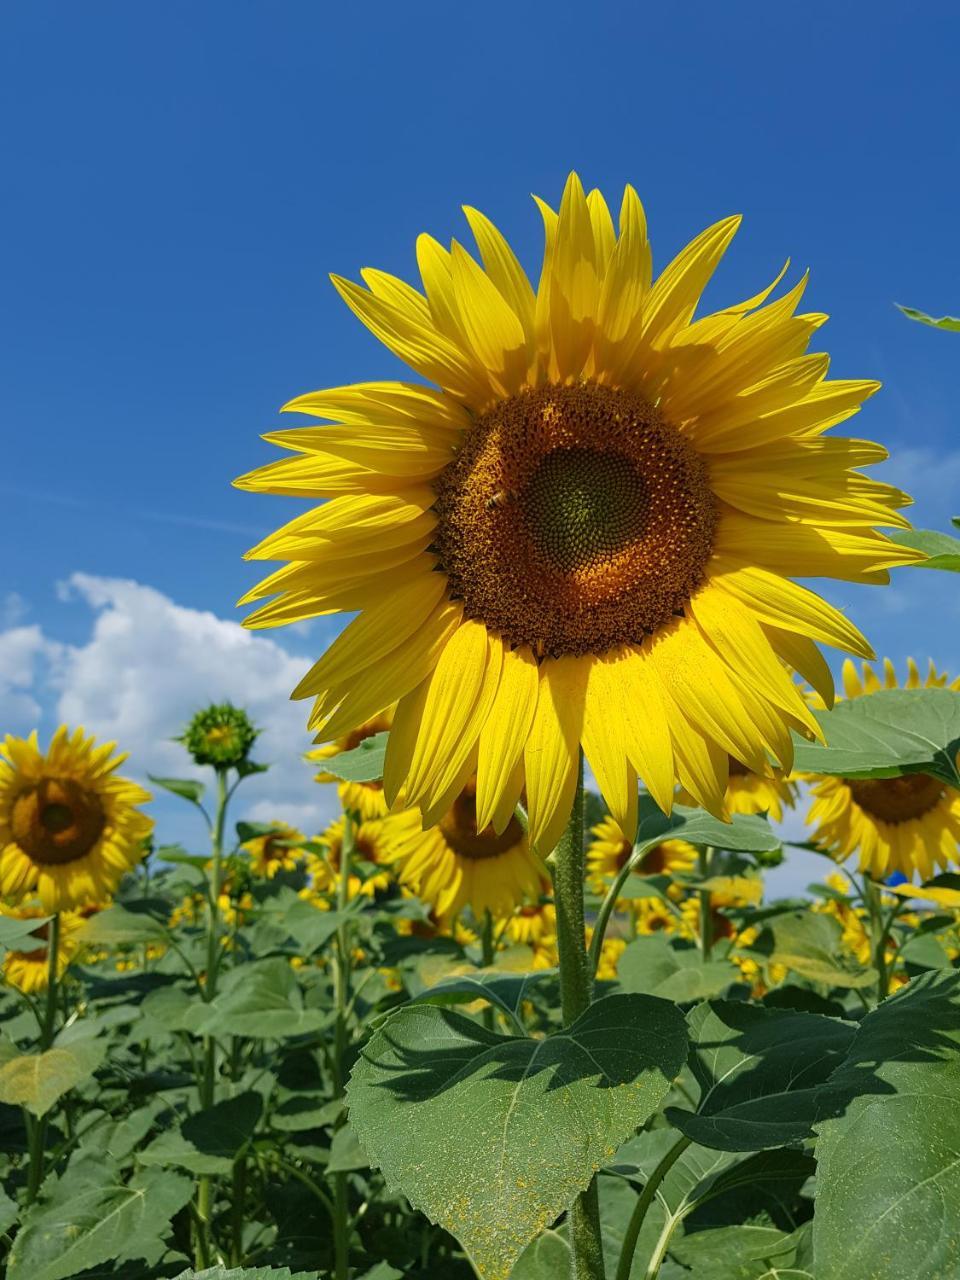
top-left (332, 812), bottom-right (356, 1280)
top-left (697, 847), bottom-right (714, 962)
top-left (549, 754), bottom-right (605, 1280)
top-left (615, 1135), bottom-right (691, 1280)
top-left (195, 766), bottom-right (230, 1267)
top-left (25, 912), bottom-right (61, 1204)
top-left (589, 844), bottom-right (685, 976)
top-left (864, 875), bottom-right (900, 1002)
top-left (230, 1154), bottom-right (247, 1266)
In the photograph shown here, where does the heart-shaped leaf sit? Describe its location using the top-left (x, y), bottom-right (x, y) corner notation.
top-left (617, 935), bottom-right (740, 1003)
top-left (347, 993), bottom-right (688, 1279)
top-left (0, 1032), bottom-right (107, 1117)
top-left (756, 911), bottom-right (876, 990)
top-left (890, 527), bottom-right (960, 571)
top-left (792, 688), bottom-right (960, 786)
top-left (813, 970), bottom-right (960, 1280)
top-left (181, 959), bottom-right (328, 1039)
top-left (665, 1001), bottom-right (855, 1150)
top-left (317, 731), bottom-right (388, 783)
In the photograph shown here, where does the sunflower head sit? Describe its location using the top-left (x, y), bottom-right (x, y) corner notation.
top-left (808, 658), bottom-right (960, 880)
top-left (179, 703), bottom-right (259, 769)
top-left (0, 727), bottom-right (153, 912)
top-left (0, 903), bottom-right (84, 994)
top-left (239, 173), bottom-right (922, 855)
top-left (242, 822), bottom-right (308, 878)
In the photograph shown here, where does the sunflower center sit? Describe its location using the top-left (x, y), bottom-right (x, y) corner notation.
top-left (848, 773), bottom-right (946, 825)
top-left (11, 777), bottom-right (107, 866)
top-left (439, 791), bottom-right (524, 861)
top-left (432, 382), bottom-right (717, 657)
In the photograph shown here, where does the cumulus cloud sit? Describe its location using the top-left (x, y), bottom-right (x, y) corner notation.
top-left (0, 625), bottom-right (62, 733)
top-left (2, 574), bottom-right (343, 846)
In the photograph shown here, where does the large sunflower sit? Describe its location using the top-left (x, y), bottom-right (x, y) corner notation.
top-left (380, 780), bottom-right (547, 920)
top-left (237, 175), bottom-right (919, 853)
top-left (0, 727), bottom-right (153, 911)
top-left (807, 659), bottom-right (960, 879)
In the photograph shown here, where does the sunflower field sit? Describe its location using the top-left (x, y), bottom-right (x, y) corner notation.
top-left (4, 176), bottom-right (960, 1280)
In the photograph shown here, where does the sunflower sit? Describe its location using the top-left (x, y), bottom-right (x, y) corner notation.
top-left (586, 814), bottom-right (695, 894)
top-left (380, 780), bottom-right (547, 920)
top-left (0, 903), bottom-right (84, 994)
top-left (237, 174), bottom-right (919, 852)
top-left (307, 709), bottom-right (393, 820)
top-left (807, 659), bottom-right (960, 879)
top-left (503, 900), bottom-right (556, 948)
top-left (682, 758), bottom-right (796, 821)
top-left (242, 822), bottom-right (308, 877)
top-left (0, 727), bottom-right (153, 911)
top-left (318, 815), bottom-right (396, 897)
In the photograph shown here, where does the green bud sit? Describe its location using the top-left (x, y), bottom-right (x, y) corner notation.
top-left (178, 703), bottom-right (259, 768)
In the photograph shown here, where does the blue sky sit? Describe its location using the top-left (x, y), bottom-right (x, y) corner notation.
top-left (3, 2), bottom-right (960, 871)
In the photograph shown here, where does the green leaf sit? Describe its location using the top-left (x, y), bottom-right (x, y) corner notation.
top-left (318, 730), bottom-right (388, 783)
top-left (139, 1092), bottom-right (262, 1174)
top-left (8, 1159), bottom-right (193, 1280)
top-left (0, 1184), bottom-right (17, 1236)
top-left (633, 794), bottom-right (782, 856)
top-left (174, 1272), bottom-right (321, 1280)
top-left (814, 970), bottom-right (960, 1280)
top-left (401, 967), bottom-right (556, 1024)
top-left (670, 1222), bottom-right (807, 1278)
top-left (889, 528), bottom-right (960, 572)
top-left (0, 913), bottom-right (52, 951)
top-left (327, 1121), bottom-right (370, 1173)
top-left (0, 1030), bottom-right (107, 1117)
top-left (757, 911), bottom-right (876, 989)
top-left (897, 303), bottom-right (960, 332)
top-left (181, 959), bottom-right (328, 1038)
top-left (509, 1231), bottom-right (573, 1279)
top-left (347, 993), bottom-right (688, 1280)
top-left (792, 688), bottom-right (960, 786)
top-left (147, 774), bottom-right (206, 804)
top-left (617, 935), bottom-right (740, 1002)
top-left (235, 758), bottom-right (270, 778)
top-left (665, 1001), bottom-right (855, 1151)
top-left (77, 903), bottom-right (169, 945)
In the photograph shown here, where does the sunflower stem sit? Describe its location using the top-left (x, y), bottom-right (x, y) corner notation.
top-left (332, 810), bottom-right (356, 1280)
top-left (550, 753), bottom-right (605, 1280)
top-left (25, 912), bottom-right (61, 1204)
top-left (195, 765), bottom-right (230, 1267)
top-left (616, 1133), bottom-right (691, 1280)
top-left (481, 909), bottom-right (495, 1031)
top-left (697, 846), bottom-right (715, 962)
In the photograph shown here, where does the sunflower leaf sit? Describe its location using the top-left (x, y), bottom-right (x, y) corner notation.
top-left (395, 966), bottom-right (557, 1025)
top-left (0, 913), bottom-right (52, 952)
top-left (148, 774), bottom-right (206, 804)
top-left (7, 1157), bottom-right (193, 1280)
top-left (792, 687), bottom-right (960, 786)
top-left (888, 527), bottom-right (960, 571)
top-left (173, 1270), bottom-right (322, 1280)
top-left (616, 935), bottom-right (741, 1003)
top-left (317, 731), bottom-right (388, 783)
top-left (755, 910), bottom-right (877, 990)
top-left (0, 1032), bottom-right (107, 1117)
top-left (180, 958), bottom-right (329, 1038)
top-left (664, 1000), bottom-right (855, 1151)
top-left (813, 970), bottom-right (960, 1280)
top-left (347, 992), bottom-right (688, 1280)
top-left (139, 1092), bottom-right (263, 1175)
top-left (77, 903), bottom-right (169, 945)
top-left (634, 794), bottom-right (781, 855)
top-left (897, 303), bottom-right (960, 331)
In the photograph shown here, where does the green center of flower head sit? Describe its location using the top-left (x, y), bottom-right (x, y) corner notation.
top-left (432, 381), bottom-right (717, 658)
top-left (180, 702), bottom-right (258, 768)
top-left (522, 447), bottom-right (649, 573)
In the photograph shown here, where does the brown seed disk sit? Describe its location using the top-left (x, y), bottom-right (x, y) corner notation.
top-left (848, 773), bottom-right (946, 825)
top-left (432, 381), bottom-right (717, 657)
top-left (11, 777), bottom-right (106, 866)
top-left (439, 786), bottom-right (524, 861)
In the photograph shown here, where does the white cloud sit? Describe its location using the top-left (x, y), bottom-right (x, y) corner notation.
top-left (2, 574), bottom-right (345, 846)
top-left (0, 625), bottom-right (61, 733)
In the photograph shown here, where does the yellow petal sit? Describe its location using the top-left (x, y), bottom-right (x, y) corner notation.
top-left (475, 645), bottom-right (540, 832)
top-left (582, 655), bottom-right (638, 839)
top-left (524, 656), bottom-right (588, 854)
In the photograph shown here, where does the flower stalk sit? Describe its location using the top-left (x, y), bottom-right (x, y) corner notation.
top-left (549, 753), bottom-right (605, 1280)
top-left (25, 911), bottom-right (61, 1204)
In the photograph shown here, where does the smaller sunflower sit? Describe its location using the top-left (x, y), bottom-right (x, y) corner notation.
top-left (586, 815), bottom-right (696, 895)
top-left (1, 903), bottom-right (84, 994)
top-left (503, 901), bottom-right (556, 949)
top-left (0, 727), bottom-right (153, 911)
top-left (807, 659), bottom-right (960, 879)
top-left (308, 710), bottom-right (393, 821)
top-left (242, 822), bottom-right (308, 877)
top-left (381, 779), bottom-right (546, 921)
top-left (318, 815), bottom-right (396, 897)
